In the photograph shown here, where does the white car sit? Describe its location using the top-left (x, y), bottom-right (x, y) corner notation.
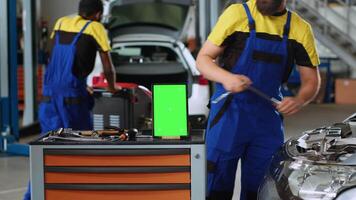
top-left (90, 0), bottom-right (210, 128)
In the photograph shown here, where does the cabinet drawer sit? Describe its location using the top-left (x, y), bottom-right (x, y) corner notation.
top-left (45, 184), bottom-right (190, 200)
top-left (45, 172), bottom-right (191, 184)
top-left (44, 149), bottom-right (190, 167)
top-left (45, 190), bottom-right (190, 200)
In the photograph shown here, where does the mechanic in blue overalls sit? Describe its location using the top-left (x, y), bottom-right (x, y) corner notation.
top-left (196, 0), bottom-right (320, 199)
top-left (38, 0), bottom-right (120, 133)
top-left (23, 0), bottom-right (119, 199)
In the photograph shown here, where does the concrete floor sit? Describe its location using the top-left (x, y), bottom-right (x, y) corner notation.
top-left (0, 104), bottom-right (355, 200)
top-left (0, 154), bottom-right (28, 200)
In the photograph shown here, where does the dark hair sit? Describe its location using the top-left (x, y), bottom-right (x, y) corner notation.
top-left (79, 0), bottom-right (103, 18)
top-left (256, 0), bottom-right (283, 16)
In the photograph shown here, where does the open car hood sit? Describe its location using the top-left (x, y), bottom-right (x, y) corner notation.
top-left (105, 0), bottom-right (193, 39)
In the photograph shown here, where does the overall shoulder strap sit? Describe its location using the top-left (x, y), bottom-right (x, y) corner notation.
top-left (243, 3), bottom-right (256, 34)
top-left (55, 23), bottom-right (62, 44)
top-left (71, 21), bottom-right (92, 45)
top-left (283, 11), bottom-right (292, 41)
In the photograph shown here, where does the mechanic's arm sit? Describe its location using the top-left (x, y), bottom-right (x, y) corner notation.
top-left (277, 66), bottom-right (320, 116)
top-left (100, 51), bottom-right (121, 93)
top-left (196, 41), bottom-right (251, 93)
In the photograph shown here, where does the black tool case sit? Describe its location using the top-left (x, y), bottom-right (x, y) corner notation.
top-left (92, 86), bottom-right (151, 130)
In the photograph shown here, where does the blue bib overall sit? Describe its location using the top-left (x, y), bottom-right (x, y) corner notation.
top-left (206, 4), bottom-right (291, 200)
top-left (24, 21), bottom-right (95, 200)
top-left (38, 21), bottom-right (94, 133)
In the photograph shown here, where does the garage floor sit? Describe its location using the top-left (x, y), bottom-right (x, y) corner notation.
top-left (0, 104), bottom-right (355, 200)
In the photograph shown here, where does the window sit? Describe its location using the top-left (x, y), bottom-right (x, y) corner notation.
top-left (111, 45), bottom-right (181, 65)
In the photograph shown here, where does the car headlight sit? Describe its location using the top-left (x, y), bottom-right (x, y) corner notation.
top-left (288, 159), bottom-right (356, 200)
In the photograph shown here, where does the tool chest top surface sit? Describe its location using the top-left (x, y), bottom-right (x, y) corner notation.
top-left (29, 129), bottom-right (205, 145)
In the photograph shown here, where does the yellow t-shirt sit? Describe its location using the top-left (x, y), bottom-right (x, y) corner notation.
top-left (51, 15), bottom-right (111, 52)
top-left (208, 0), bottom-right (319, 75)
top-left (50, 15), bottom-right (111, 78)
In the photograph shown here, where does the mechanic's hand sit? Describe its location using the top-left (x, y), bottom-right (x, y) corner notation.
top-left (276, 97), bottom-right (305, 116)
top-left (223, 74), bottom-right (252, 93)
top-left (107, 85), bottom-right (122, 94)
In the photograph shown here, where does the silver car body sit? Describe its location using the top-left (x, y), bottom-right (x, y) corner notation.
top-left (259, 113), bottom-right (356, 200)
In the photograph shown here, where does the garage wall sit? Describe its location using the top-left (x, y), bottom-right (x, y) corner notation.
top-left (41, 0), bottom-right (80, 32)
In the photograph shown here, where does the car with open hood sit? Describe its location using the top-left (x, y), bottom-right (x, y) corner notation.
top-left (91, 0), bottom-right (209, 128)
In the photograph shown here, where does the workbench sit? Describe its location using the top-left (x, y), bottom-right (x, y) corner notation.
top-left (29, 130), bottom-right (206, 200)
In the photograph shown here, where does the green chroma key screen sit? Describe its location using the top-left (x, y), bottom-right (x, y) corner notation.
top-left (153, 84), bottom-right (188, 137)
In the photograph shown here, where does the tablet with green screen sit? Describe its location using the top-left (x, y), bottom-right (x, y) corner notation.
top-left (152, 84), bottom-right (188, 137)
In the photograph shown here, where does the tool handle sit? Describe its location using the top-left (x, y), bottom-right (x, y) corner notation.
top-left (247, 86), bottom-right (271, 102)
top-left (79, 130), bottom-right (122, 136)
top-left (247, 86), bottom-right (281, 105)
top-left (98, 130), bottom-right (122, 136)
top-left (79, 131), bottom-right (94, 136)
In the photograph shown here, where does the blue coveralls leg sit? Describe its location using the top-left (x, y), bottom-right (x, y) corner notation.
top-left (206, 4), bottom-right (291, 200)
top-left (23, 21), bottom-right (93, 200)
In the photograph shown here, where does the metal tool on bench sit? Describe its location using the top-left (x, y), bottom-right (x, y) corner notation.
top-left (212, 85), bottom-right (282, 104)
top-left (41, 127), bottom-right (130, 142)
top-left (41, 128), bottom-right (105, 142)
